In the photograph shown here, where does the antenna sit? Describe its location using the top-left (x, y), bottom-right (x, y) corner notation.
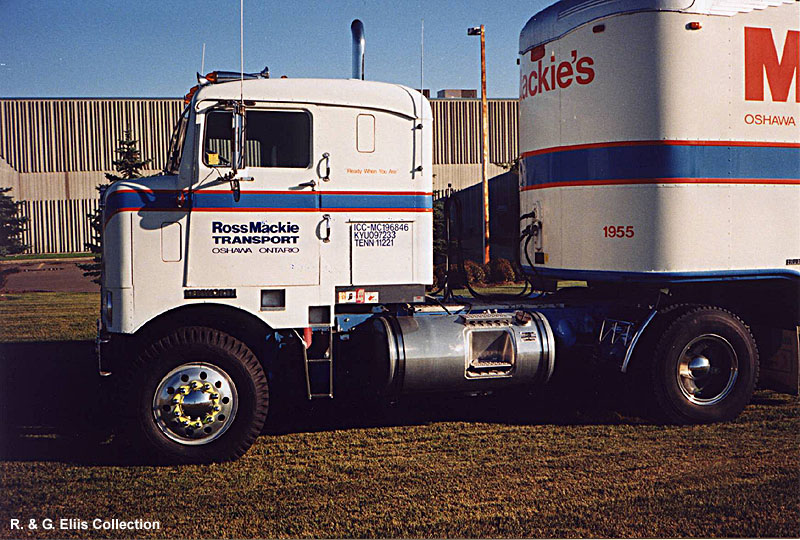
top-left (420, 19), bottom-right (424, 105)
top-left (240, 0), bottom-right (244, 101)
top-left (201, 42), bottom-right (206, 74)
top-left (419, 19), bottom-right (424, 179)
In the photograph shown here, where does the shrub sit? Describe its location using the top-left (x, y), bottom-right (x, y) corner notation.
top-left (462, 259), bottom-right (486, 284)
top-left (484, 258), bottom-right (516, 284)
top-left (0, 187), bottom-right (28, 256)
top-left (432, 260), bottom-right (486, 289)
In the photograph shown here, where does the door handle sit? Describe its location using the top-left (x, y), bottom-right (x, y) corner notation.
top-left (321, 214), bottom-right (331, 243)
top-left (297, 179), bottom-right (316, 189)
top-left (321, 153), bottom-right (331, 182)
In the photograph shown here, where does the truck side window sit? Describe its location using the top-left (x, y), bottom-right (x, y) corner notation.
top-left (246, 110), bottom-right (311, 168)
top-left (203, 110), bottom-right (311, 168)
top-left (203, 110), bottom-right (311, 169)
top-left (204, 111), bottom-right (233, 167)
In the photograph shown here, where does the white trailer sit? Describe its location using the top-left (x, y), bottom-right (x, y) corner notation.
top-left (518, 0), bottom-right (800, 282)
top-left (96, 7), bottom-right (799, 463)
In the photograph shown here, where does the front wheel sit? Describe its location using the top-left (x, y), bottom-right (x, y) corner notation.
top-left (651, 307), bottom-right (759, 424)
top-left (125, 327), bottom-right (269, 463)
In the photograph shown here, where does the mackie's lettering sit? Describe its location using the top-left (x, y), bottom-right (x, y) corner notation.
top-left (521, 49), bottom-right (595, 101)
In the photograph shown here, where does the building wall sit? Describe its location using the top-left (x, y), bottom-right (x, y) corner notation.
top-left (0, 97), bottom-right (519, 253)
top-left (0, 98), bottom-right (182, 175)
top-left (1, 97), bottom-right (519, 198)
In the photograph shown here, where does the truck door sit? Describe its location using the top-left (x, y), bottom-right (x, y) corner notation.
top-left (315, 106), bottom-right (428, 288)
top-left (186, 105), bottom-right (321, 287)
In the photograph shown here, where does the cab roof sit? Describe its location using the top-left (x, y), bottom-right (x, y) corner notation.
top-left (193, 78), bottom-right (430, 120)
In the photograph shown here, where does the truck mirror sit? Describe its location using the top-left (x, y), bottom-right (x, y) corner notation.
top-left (230, 104), bottom-right (245, 174)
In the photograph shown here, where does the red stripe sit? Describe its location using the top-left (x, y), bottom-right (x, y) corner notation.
top-left (187, 207), bottom-right (432, 212)
top-left (521, 139), bottom-right (800, 158)
top-left (110, 188), bottom-right (432, 196)
top-left (521, 177), bottom-right (800, 190)
top-left (318, 191), bottom-right (433, 196)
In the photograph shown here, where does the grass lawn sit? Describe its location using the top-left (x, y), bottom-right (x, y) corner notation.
top-left (1, 291), bottom-right (798, 538)
top-left (0, 292), bottom-right (98, 342)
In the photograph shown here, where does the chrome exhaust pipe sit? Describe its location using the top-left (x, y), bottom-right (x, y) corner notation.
top-left (351, 19), bottom-right (365, 80)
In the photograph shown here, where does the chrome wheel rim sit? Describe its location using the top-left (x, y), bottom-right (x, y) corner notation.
top-left (676, 334), bottom-right (738, 406)
top-left (152, 363), bottom-right (238, 445)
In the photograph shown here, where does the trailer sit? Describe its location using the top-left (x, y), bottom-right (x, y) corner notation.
top-left (96, 3), bottom-right (799, 462)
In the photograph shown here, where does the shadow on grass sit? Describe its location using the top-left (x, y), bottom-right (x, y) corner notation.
top-left (0, 340), bottom-right (648, 465)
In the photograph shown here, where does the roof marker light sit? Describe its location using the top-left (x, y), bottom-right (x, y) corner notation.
top-left (183, 85), bottom-right (199, 105)
top-left (593, 24), bottom-right (605, 33)
top-left (530, 45), bottom-right (545, 62)
top-left (686, 21), bottom-right (702, 30)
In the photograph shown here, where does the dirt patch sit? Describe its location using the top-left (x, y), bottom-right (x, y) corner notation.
top-left (0, 259), bottom-right (98, 293)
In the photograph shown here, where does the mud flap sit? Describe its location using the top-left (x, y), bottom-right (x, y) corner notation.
top-left (760, 327), bottom-right (800, 395)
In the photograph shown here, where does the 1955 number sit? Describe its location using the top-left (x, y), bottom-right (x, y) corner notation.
top-left (603, 225), bottom-right (635, 238)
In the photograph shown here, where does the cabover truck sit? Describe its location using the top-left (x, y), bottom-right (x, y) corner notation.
top-left (97, 0), bottom-right (799, 462)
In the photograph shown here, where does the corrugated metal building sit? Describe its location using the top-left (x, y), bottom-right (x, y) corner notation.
top-left (0, 97), bottom-right (519, 252)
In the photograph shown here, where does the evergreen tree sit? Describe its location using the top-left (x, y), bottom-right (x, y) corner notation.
top-left (0, 187), bottom-right (28, 256)
top-left (80, 127), bottom-right (152, 283)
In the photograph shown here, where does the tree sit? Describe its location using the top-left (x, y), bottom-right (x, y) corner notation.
top-left (0, 187), bottom-right (28, 257)
top-left (79, 127), bottom-right (152, 283)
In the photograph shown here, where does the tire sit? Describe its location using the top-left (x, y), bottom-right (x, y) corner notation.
top-left (651, 307), bottom-right (759, 424)
top-left (125, 327), bottom-right (268, 463)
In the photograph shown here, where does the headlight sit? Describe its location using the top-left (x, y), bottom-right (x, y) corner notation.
top-left (103, 290), bottom-right (113, 326)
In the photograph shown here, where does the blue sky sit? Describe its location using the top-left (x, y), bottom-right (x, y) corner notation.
top-left (0, 0), bottom-right (553, 99)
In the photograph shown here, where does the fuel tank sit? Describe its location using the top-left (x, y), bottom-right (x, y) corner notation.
top-left (347, 310), bottom-right (555, 396)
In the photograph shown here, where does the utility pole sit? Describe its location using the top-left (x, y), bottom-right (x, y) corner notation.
top-left (468, 25), bottom-right (490, 264)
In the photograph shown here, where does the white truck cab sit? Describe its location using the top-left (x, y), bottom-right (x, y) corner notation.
top-left (102, 77), bottom-right (432, 336)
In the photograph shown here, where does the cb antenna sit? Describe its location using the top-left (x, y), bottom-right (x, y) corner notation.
top-left (239, 0), bottom-right (244, 102)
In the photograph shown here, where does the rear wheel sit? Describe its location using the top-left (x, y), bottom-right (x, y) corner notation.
top-left (125, 327), bottom-right (268, 463)
top-left (651, 307), bottom-right (758, 423)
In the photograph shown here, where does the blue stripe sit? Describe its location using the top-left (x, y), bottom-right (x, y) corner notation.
top-left (320, 193), bottom-right (431, 210)
top-left (194, 191), bottom-right (318, 210)
top-left (521, 143), bottom-right (800, 187)
top-left (522, 264), bottom-right (800, 283)
top-left (105, 190), bottom-right (432, 216)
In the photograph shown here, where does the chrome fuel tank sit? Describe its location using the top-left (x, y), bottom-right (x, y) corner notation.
top-left (353, 310), bottom-right (555, 395)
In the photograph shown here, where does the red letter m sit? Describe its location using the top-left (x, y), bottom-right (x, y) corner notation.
top-left (745, 27), bottom-right (799, 102)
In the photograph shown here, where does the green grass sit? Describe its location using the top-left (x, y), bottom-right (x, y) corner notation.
top-left (0, 292), bottom-right (98, 342)
top-left (1, 393), bottom-right (797, 538)
top-left (0, 291), bottom-right (798, 538)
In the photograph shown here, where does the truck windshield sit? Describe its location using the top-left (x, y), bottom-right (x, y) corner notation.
top-left (164, 105), bottom-right (191, 175)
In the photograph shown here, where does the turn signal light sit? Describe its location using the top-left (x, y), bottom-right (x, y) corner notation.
top-left (183, 85), bottom-right (199, 105)
top-left (530, 45), bottom-right (545, 62)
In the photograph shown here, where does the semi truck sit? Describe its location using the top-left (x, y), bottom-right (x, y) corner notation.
top-left (97, 0), bottom-right (799, 462)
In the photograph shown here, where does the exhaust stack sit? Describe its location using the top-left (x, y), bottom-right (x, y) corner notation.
top-left (351, 19), bottom-right (365, 80)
